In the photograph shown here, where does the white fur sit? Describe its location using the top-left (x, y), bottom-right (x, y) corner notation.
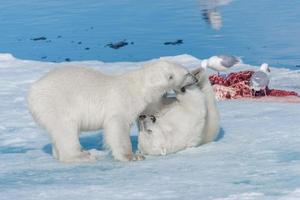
top-left (27, 60), bottom-right (194, 162)
top-left (138, 67), bottom-right (220, 155)
top-left (194, 67), bottom-right (220, 143)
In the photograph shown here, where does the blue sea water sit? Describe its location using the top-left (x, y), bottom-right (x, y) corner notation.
top-left (0, 0), bottom-right (299, 68)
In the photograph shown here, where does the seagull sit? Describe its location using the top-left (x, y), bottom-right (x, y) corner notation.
top-left (200, 55), bottom-right (241, 76)
top-left (250, 63), bottom-right (271, 96)
top-left (199, 0), bottom-right (233, 30)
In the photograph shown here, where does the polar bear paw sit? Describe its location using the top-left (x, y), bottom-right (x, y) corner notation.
top-left (60, 151), bottom-right (97, 163)
top-left (132, 153), bottom-right (145, 161)
top-left (118, 153), bottom-right (145, 162)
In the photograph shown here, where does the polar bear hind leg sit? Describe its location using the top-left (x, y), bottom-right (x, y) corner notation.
top-left (47, 120), bottom-right (96, 163)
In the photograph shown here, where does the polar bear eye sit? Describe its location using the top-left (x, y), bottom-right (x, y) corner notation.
top-left (150, 115), bottom-right (156, 123)
top-left (168, 75), bottom-right (173, 80)
top-left (147, 129), bottom-right (153, 134)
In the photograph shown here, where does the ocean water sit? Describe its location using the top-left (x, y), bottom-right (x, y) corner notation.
top-left (0, 0), bottom-right (300, 68)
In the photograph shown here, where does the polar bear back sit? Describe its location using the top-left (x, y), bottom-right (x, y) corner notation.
top-left (28, 66), bottom-right (139, 132)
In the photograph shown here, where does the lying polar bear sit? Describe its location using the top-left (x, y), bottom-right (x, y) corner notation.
top-left (138, 67), bottom-right (220, 155)
top-left (27, 60), bottom-right (197, 162)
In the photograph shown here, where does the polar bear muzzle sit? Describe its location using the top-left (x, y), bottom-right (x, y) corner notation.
top-left (180, 73), bottom-right (198, 93)
top-left (182, 73), bottom-right (198, 87)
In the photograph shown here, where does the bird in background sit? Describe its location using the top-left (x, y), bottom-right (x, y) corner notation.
top-left (199, 0), bottom-right (233, 30)
top-left (250, 63), bottom-right (271, 96)
top-left (200, 55), bottom-right (242, 76)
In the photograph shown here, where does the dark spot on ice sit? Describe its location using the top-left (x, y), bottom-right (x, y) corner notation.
top-left (105, 39), bottom-right (129, 49)
top-left (41, 56), bottom-right (47, 59)
top-left (201, 9), bottom-right (211, 24)
top-left (84, 26), bottom-right (94, 31)
top-left (65, 58), bottom-right (71, 62)
top-left (85, 47), bottom-right (90, 50)
top-left (131, 42), bottom-right (134, 45)
top-left (46, 40), bottom-right (52, 43)
top-left (164, 39), bottom-right (183, 45)
top-left (57, 35), bottom-right (62, 38)
top-left (78, 41), bottom-right (82, 45)
top-left (31, 36), bottom-right (47, 41)
top-left (296, 65), bottom-right (300, 68)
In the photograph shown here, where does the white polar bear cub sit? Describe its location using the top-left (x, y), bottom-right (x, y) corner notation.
top-left (138, 67), bottom-right (220, 155)
top-left (27, 60), bottom-right (197, 162)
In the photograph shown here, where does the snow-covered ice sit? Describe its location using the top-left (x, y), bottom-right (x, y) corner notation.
top-left (0, 54), bottom-right (300, 200)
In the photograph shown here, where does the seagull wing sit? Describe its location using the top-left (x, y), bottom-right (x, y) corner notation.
top-left (250, 71), bottom-right (269, 90)
top-left (218, 55), bottom-right (239, 68)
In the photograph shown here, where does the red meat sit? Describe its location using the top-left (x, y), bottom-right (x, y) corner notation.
top-left (208, 70), bottom-right (298, 100)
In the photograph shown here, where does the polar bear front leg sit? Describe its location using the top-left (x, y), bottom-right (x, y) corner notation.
top-left (104, 117), bottom-right (142, 161)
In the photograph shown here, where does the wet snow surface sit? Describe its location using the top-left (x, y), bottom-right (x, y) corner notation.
top-left (0, 54), bottom-right (300, 200)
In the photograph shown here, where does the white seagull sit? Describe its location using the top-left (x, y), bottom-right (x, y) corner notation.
top-left (199, 0), bottom-right (233, 30)
top-left (250, 63), bottom-right (271, 96)
top-left (201, 55), bottom-right (241, 76)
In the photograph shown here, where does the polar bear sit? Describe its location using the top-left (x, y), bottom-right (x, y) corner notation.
top-left (27, 60), bottom-right (197, 162)
top-left (138, 67), bottom-right (220, 155)
top-left (192, 66), bottom-right (220, 143)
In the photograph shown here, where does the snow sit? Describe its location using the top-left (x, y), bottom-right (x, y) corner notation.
top-left (0, 53), bottom-right (300, 200)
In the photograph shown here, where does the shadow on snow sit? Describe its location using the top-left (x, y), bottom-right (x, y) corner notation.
top-left (42, 133), bottom-right (139, 156)
top-left (42, 127), bottom-right (225, 156)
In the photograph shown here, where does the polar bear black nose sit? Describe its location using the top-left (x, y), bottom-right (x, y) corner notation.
top-left (180, 87), bottom-right (186, 93)
top-left (139, 115), bottom-right (147, 120)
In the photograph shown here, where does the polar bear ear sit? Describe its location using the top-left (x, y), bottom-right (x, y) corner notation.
top-left (145, 70), bottom-right (169, 89)
top-left (191, 67), bottom-right (207, 84)
top-left (191, 67), bottom-right (205, 77)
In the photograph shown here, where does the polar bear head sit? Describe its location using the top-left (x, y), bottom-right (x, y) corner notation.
top-left (141, 60), bottom-right (198, 102)
top-left (137, 115), bottom-right (167, 156)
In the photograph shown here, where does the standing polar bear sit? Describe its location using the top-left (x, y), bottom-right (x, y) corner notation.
top-left (138, 67), bottom-right (220, 155)
top-left (27, 60), bottom-right (197, 162)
